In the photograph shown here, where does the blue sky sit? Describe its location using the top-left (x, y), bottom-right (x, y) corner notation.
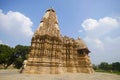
top-left (0, 0), bottom-right (120, 64)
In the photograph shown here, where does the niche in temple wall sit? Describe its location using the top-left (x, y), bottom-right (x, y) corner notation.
top-left (32, 43), bottom-right (35, 47)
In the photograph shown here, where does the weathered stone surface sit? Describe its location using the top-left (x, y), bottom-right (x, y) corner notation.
top-left (22, 8), bottom-right (94, 74)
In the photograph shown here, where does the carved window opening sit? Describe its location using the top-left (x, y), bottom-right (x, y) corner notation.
top-left (77, 49), bottom-right (84, 54)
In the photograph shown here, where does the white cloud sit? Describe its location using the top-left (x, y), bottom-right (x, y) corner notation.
top-left (82, 19), bottom-right (98, 31)
top-left (82, 17), bottom-right (119, 38)
top-left (81, 17), bottom-right (120, 64)
top-left (82, 17), bottom-right (119, 31)
top-left (0, 9), bottom-right (34, 46)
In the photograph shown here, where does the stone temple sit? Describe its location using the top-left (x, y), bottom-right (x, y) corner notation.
top-left (22, 8), bottom-right (94, 74)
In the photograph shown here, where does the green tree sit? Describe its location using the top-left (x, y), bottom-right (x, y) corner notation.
top-left (0, 44), bottom-right (14, 69)
top-left (98, 62), bottom-right (110, 71)
top-left (112, 62), bottom-right (120, 71)
top-left (13, 45), bottom-right (30, 69)
top-left (92, 64), bottom-right (98, 70)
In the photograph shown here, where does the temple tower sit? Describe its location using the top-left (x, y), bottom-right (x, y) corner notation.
top-left (22, 8), bottom-right (63, 74)
top-left (22, 8), bottom-right (94, 74)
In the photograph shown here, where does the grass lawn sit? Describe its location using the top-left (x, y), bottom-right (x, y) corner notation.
top-left (95, 70), bottom-right (120, 75)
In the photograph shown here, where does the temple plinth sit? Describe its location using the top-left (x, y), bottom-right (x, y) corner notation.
top-left (22, 8), bottom-right (94, 74)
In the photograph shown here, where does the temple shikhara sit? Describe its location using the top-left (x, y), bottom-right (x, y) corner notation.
top-left (22, 8), bottom-right (94, 74)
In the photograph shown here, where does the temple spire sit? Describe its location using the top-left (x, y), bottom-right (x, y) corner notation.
top-left (34, 8), bottom-right (60, 37)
